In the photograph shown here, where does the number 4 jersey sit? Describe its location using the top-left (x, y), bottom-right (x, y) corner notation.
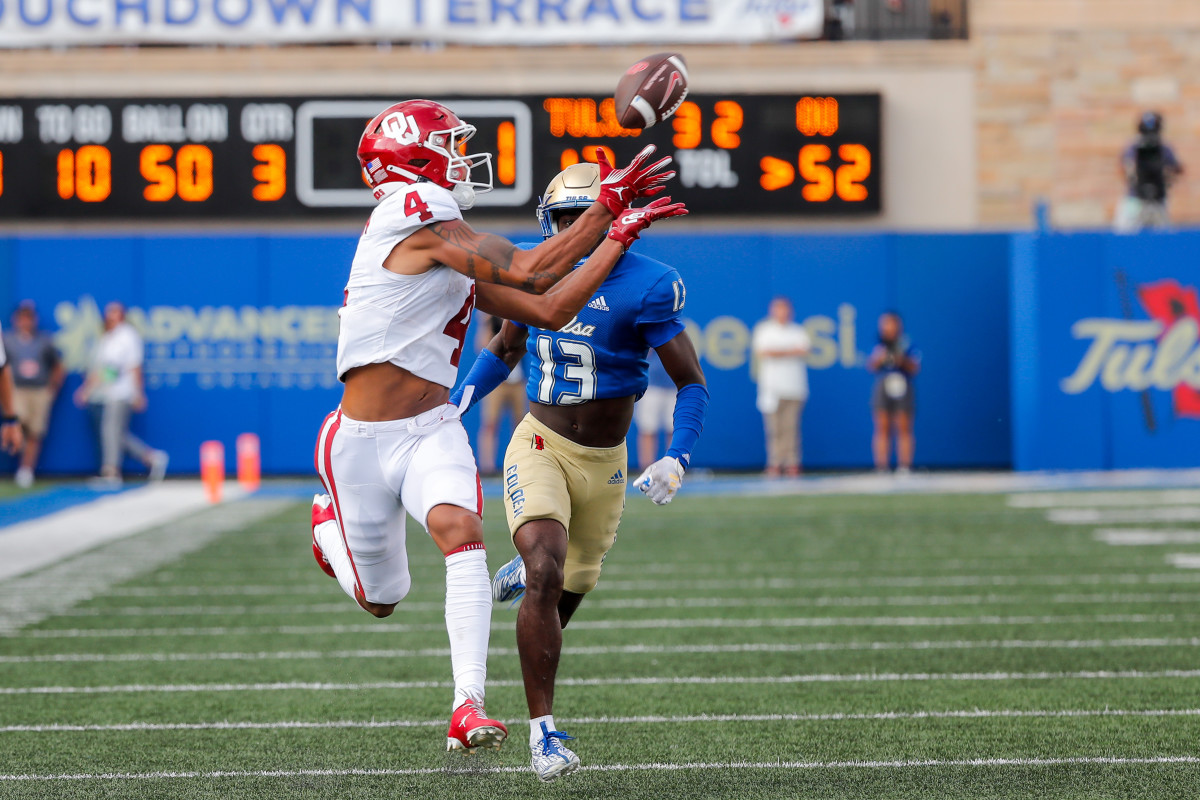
top-left (336, 182), bottom-right (475, 388)
top-left (510, 243), bottom-right (687, 405)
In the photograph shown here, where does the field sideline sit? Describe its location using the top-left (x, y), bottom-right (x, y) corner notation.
top-left (2, 482), bottom-right (1200, 799)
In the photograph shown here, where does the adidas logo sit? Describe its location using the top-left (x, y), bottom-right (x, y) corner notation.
top-left (588, 296), bottom-right (611, 312)
top-left (608, 469), bottom-right (625, 485)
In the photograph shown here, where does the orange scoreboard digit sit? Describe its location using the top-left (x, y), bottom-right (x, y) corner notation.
top-left (0, 94), bottom-right (880, 219)
top-left (541, 93), bottom-right (881, 216)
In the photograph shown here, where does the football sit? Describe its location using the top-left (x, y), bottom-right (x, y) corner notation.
top-left (613, 52), bottom-right (690, 130)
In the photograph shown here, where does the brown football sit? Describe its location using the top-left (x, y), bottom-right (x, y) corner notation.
top-left (613, 52), bottom-right (689, 130)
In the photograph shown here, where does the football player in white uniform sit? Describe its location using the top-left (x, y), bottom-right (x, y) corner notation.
top-left (309, 99), bottom-right (684, 756)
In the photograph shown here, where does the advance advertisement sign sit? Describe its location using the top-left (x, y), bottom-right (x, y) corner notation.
top-left (0, 231), bottom-right (1010, 475)
top-left (0, 1), bottom-right (822, 47)
top-left (1010, 231), bottom-right (1200, 471)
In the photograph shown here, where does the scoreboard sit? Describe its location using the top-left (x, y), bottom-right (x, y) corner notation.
top-left (0, 94), bottom-right (881, 220)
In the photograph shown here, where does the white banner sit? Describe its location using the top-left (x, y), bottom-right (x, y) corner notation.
top-left (0, 1), bottom-right (823, 47)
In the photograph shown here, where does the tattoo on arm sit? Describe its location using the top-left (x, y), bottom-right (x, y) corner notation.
top-left (428, 220), bottom-right (565, 292)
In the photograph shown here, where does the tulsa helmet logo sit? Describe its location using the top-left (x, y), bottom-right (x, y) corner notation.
top-left (381, 112), bottom-right (421, 146)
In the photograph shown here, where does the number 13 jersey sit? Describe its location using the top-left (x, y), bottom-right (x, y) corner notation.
top-left (336, 182), bottom-right (475, 388)
top-left (510, 243), bottom-right (687, 405)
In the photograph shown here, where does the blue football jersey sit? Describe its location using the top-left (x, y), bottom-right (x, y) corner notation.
top-left (511, 244), bottom-right (686, 405)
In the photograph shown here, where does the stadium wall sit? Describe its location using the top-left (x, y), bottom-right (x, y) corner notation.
top-left (1010, 229), bottom-right (1200, 471)
top-left (0, 230), bottom-right (1012, 476)
top-left (7, 229), bottom-right (1197, 475)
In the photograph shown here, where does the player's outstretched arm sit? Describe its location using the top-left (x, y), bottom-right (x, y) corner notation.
top-left (474, 238), bottom-right (621, 330)
top-left (407, 206), bottom-right (610, 294)
top-left (636, 331), bottom-right (709, 505)
top-left (404, 145), bottom-right (676, 295)
top-left (475, 197), bottom-right (688, 330)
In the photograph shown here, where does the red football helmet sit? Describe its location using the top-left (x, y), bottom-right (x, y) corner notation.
top-left (357, 99), bottom-right (494, 209)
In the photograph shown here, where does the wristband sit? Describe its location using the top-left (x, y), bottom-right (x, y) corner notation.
top-left (1, 415), bottom-right (18, 426)
top-left (449, 349), bottom-right (514, 414)
top-left (665, 383), bottom-right (709, 470)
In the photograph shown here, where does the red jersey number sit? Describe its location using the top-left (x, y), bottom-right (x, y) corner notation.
top-left (442, 285), bottom-right (476, 368)
top-left (404, 190), bottom-right (434, 222)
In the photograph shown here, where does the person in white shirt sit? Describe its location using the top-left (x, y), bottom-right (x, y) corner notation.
top-left (751, 297), bottom-right (811, 477)
top-left (73, 302), bottom-right (168, 486)
top-left (0, 320), bottom-right (25, 459)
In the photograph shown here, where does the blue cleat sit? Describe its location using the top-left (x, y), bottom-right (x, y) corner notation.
top-left (491, 554), bottom-right (526, 606)
top-left (530, 721), bottom-right (580, 782)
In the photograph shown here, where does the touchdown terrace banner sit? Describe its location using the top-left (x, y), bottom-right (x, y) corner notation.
top-left (0, 1), bottom-right (822, 47)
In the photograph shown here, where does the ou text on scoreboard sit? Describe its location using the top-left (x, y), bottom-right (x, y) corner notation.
top-left (0, 94), bottom-right (881, 220)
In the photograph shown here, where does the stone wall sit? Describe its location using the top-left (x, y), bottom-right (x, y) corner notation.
top-left (974, 0), bottom-right (1200, 227)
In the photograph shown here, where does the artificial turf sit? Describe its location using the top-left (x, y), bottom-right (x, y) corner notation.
top-left (2, 489), bottom-right (1199, 799)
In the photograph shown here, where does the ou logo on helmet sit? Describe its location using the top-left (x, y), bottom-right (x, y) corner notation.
top-left (381, 112), bottom-right (421, 145)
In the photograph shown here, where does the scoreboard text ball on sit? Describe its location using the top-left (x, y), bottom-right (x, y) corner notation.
top-left (0, 95), bottom-right (881, 219)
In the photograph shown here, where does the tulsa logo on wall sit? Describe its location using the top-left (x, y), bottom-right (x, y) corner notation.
top-left (1061, 276), bottom-right (1200, 427)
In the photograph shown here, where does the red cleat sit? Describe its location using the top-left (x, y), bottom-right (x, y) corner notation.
top-left (446, 700), bottom-right (508, 753)
top-left (311, 494), bottom-right (337, 579)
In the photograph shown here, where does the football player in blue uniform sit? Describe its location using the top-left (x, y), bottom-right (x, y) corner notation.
top-left (451, 163), bottom-right (708, 781)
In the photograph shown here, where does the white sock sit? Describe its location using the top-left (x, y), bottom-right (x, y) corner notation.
top-left (315, 520), bottom-right (360, 603)
top-left (444, 546), bottom-right (492, 711)
top-left (530, 715), bottom-right (556, 748)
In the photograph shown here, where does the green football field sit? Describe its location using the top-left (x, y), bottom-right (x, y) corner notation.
top-left (3, 487), bottom-right (1200, 799)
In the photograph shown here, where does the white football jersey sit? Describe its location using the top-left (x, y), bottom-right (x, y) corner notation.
top-left (336, 182), bottom-right (476, 388)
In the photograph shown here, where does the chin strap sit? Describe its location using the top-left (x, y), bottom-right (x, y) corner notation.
top-left (371, 182), bottom-right (405, 201)
top-left (451, 184), bottom-right (477, 210)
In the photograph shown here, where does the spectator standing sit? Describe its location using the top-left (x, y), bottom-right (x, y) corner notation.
top-left (751, 297), bottom-right (811, 477)
top-left (0, 319), bottom-right (26, 460)
top-left (868, 311), bottom-right (921, 475)
top-left (825, 0), bottom-right (855, 39)
top-left (635, 349), bottom-right (676, 470)
top-left (73, 302), bottom-right (168, 486)
top-left (1115, 112), bottom-right (1184, 233)
top-left (3, 302), bottom-right (64, 488)
top-left (474, 313), bottom-right (527, 475)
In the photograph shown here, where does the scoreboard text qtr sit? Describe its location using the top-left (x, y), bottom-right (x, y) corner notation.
top-left (0, 95), bottom-right (881, 219)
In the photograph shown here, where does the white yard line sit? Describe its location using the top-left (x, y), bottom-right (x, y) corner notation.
top-left (0, 483), bottom-right (244, 582)
top-left (1009, 490), bottom-right (1200, 508)
top-left (0, 498), bottom-right (292, 635)
top-left (1049, 507), bottom-right (1200, 524)
top-left (5, 708), bottom-right (1200, 734)
top-left (1167, 554), bottom-right (1200, 569)
top-left (590, 573), bottom-right (1200, 591)
top-left (87, 572), bottom-right (1200, 600)
top-left (5, 669), bottom-right (1200, 695)
top-left (55, 590), bottom-right (1200, 618)
top-left (3, 755), bottom-right (1200, 781)
top-left (15, 612), bottom-right (1192, 640)
top-left (6, 636), bottom-right (1200, 664)
top-left (102, 554), bottom-right (1173, 590)
top-left (1095, 529), bottom-right (1200, 545)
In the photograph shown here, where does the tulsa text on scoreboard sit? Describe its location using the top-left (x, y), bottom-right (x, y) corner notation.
top-left (0, 94), bottom-right (881, 219)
